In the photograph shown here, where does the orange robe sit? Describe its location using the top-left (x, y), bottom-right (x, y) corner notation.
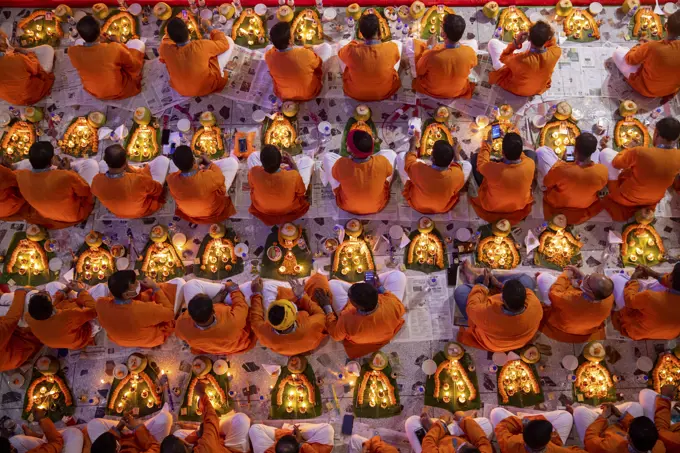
top-left (338, 40), bottom-right (401, 101)
top-left (248, 273), bottom-right (332, 356)
top-left (542, 160), bottom-right (608, 224)
top-left (470, 142), bottom-right (535, 225)
top-left (412, 40), bottom-right (477, 99)
top-left (248, 166), bottom-right (309, 226)
top-left (95, 286), bottom-right (176, 348)
top-left (91, 166), bottom-right (165, 219)
top-left (423, 418), bottom-right (493, 453)
top-left (488, 38), bottom-right (561, 97)
top-left (496, 416), bottom-right (586, 453)
top-left (265, 47), bottom-right (323, 101)
top-left (328, 291), bottom-right (405, 359)
top-left (0, 165), bottom-right (33, 221)
top-left (625, 40), bottom-right (680, 98)
top-left (584, 414), bottom-right (665, 453)
top-left (25, 290), bottom-right (97, 350)
top-left (402, 152), bottom-right (466, 213)
top-left (27, 419), bottom-right (64, 453)
top-left (0, 289), bottom-right (41, 372)
top-left (656, 396), bottom-right (680, 451)
top-left (167, 164), bottom-right (235, 224)
top-left (457, 285), bottom-right (542, 352)
top-left (362, 436), bottom-right (399, 453)
top-left (68, 42), bottom-right (144, 100)
top-left (603, 146), bottom-right (680, 221)
top-left (611, 279), bottom-right (680, 340)
top-left (540, 272), bottom-right (613, 343)
top-left (159, 30), bottom-right (229, 97)
top-left (265, 429), bottom-right (333, 453)
top-left (15, 168), bottom-right (94, 229)
top-left (332, 155), bottom-right (393, 215)
top-left (0, 51), bottom-right (54, 105)
top-left (106, 425), bottom-right (160, 453)
top-left (175, 289), bottom-right (256, 355)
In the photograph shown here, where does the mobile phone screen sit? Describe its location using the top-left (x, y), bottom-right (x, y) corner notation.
top-left (238, 138), bottom-right (247, 154)
top-left (364, 270), bottom-right (375, 285)
top-left (564, 146), bottom-right (575, 162)
top-left (415, 427), bottom-right (427, 444)
top-left (447, 254), bottom-right (460, 287)
top-left (341, 414), bottom-right (355, 435)
top-left (491, 124), bottom-right (502, 139)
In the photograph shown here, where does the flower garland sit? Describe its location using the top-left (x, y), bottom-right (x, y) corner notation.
top-left (201, 238), bottom-right (237, 272)
top-left (433, 359), bottom-right (477, 401)
top-left (357, 370), bottom-right (396, 406)
top-left (653, 354), bottom-right (680, 393)
top-left (477, 236), bottom-right (520, 270)
top-left (575, 361), bottom-right (613, 399)
top-left (276, 374), bottom-right (315, 405)
top-left (26, 375), bottom-right (72, 412)
top-left (75, 247), bottom-right (114, 279)
top-left (108, 372), bottom-right (161, 409)
top-left (108, 374), bottom-right (133, 409)
top-left (621, 224), bottom-right (664, 257)
top-left (407, 232), bottom-right (444, 268)
top-left (498, 361), bottom-right (540, 404)
top-left (7, 239), bottom-right (48, 274)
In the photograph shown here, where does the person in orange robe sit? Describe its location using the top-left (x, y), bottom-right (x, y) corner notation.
top-left (248, 275), bottom-right (332, 356)
top-left (248, 423), bottom-right (334, 453)
top-left (324, 130), bottom-right (397, 215)
top-left (167, 146), bottom-right (237, 224)
top-left (1, 410), bottom-right (63, 453)
top-left (326, 271), bottom-right (407, 359)
top-left (601, 117), bottom-right (680, 221)
top-left (68, 15), bottom-right (145, 101)
top-left (338, 14), bottom-right (401, 101)
top-left (175, 280), bottom-right (256, 355)
top-left (91, 145), bottom-right (168, 219)
top-left (610, 264), bottom-right (680, 340)
top-left (0, 157), bottom-right (35, 222)
top-left (95, 270), bottom-right (182, 348)
top-left (159, 18), bottom-right (230, 97)
top-left (265, 21), bottom-right (324, 102)
top-left (414, 412), bottom-right (493, 453)
top-left (247, 145), bottom-right (311, 225)
top-left (15, 142), bottom-right (95, 229)
top-left (536, 265), bottom-right (614, 343)
top-left (398, 136), bottom-right (470, 214)
top-left (650, 385), bottom-right (680, 451)
top-left (90, 413), bottom-right (161, 453)
top-left (25, 281), bottom-right (98, 350)
top-left (470, 132), bottom-right (535, 225)
top-left (488, 22), bottom-right (561, 97)
top-left (537, 132), bottom-right (608, 224)
top-left (412, 14), bottom-right (477, 99)
top-left (0, 288), bottom-right (41, 373)
top-left (495, 415), bottom-right (586, 453)
top-left (349, 435), bottom-right (399, 453)
top-left (0, 30), bottom-right (54, 106)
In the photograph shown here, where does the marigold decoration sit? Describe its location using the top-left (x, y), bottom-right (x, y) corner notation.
top-left (486, 105), bottom-right (519, 159)
top-left (564, 9), bottom-right (601, 41)
top-left (535, 214), bottom-right (583, 270)
top-left (614, 101), bottom-right (650, 151)
top-left (497, 360), bottom-right (542, 406)
top-left (291, 9), bottom-right (324, 46)
top-left (425, 342), bottom-right (480, 413)
top-left (18, 10), bottom-right (63, 48)
top-left (621, 209), bottom-right (665, 267)
top-left (341, 106), bottom-right (380, 156)
top-left (354, 352), bottom-right (401, 418)
top-left (1, 121), bottom-right (36, 163)
top-left (419, 5), bottom-right (456, 40)
top-left (356, 8), bottom-right (391, 41)
top-left (125, 109), bottom-right (160, 163)
top-left (271, 356), bottom-right (322, 419)
top-left (107, 354), bottom-right (164, 417)
top-left (261, 224), bottom-right (312, 281)
top-left (331, 219), bottom-right (375, 283)
top-left (262, 113), bottom-right (300, 155)
top-left (496, 7), bottom-right (531, 42)
top-left (58, 117), bottom-right (100, 158)
top-left (194, 225), bottom-right (243, 280)
top-left (75, 231), bottom-right (116, 285)
top-left (651, 353), bottom-right (680, 398)
top-left (539, 105), bottom-right (581, 159)
top-left (476, 219), bottom-right (521, 270)
top-left (101, 10), bottom-right (138, 44)
top-left (191, 113), bottom-right (224, 158)
top-left (4, 226), bottom-right (54, 287)
top-left (232, 8), bottom-right (267, 48)
top-left (631, 7), bottom-right (664, 40)
top-left (405, 217), bottom-right (447, 273)
top-left (180, 356), bottom-right (231, 421)
top-left (23, 356), bottom-right (74, 422)
top-left (420, 121), bottom-right (453, 158)
top-left (573, 342), bottom-right (616, 404)
top-left (137, 225), bottom-right (184, 283)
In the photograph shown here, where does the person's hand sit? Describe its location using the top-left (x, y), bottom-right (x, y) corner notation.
top-left (211, 286), bottom-right (230, 304)
top-left (139, 276), bottom-right (159, 291)
top-left (66, 280), bottom-right (86, 293)
top-left (565, 404), bottom-right (574, 415)
top-left (251, 277), bottom-right (263, 294)
top-left (599, 403), bottom-right (616, 419)
top-left (373, 273), bottom-right (382, 290)
top-left (58, 156), bottom-right (72, 171)
top-left (194, 380), bottom-right (206, 398)
top-left (513, 31), bottom-right (528, 47)
top-left (427, 33), bottom-right (438, 48)
top-left (630, 266), bottom-right (646, 281)
top-left (292, 425), bottom-right (304, 443)
top-left (420, 411), bottom-right (433, 432)
top-left (490, 273), bottom-right (503, 290)
top-left (199, 153), bottom-right (211, 167)
top-left (610, 404), bottom-right (622, 418)
top-left (313, 288), bottom-right (331, 308)
top-left (288, 277), bottom-right (304, 299)
top-left (564, 265), bottom-right (583, 280)
top-left (408, 133), bottom-right (420, 154)
top-left (482, 268), bottom-right (491, 287)
top-left (123, 412), bottom-right (142, 430)
top-left (452, 411), bottom-right (466, 422)
top-left (200, 18), bottom-right (213, 31)
top-left (439, 414), bottom-right (453, 425)
top-left (32, 407), bottom-right (47, 421)
top-left (661, 384), bottom-right (676, 399)
top-left (224, 280), bottom-right (239, 294)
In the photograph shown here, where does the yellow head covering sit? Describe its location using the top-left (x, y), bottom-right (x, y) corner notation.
top-left (267, 299), bottom-right (297, 331)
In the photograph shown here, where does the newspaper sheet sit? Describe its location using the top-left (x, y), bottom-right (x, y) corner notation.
top-left (393, 273), bottom-right (454, 342)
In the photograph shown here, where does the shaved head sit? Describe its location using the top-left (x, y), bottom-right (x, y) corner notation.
top-left (590, 274), bottom-right (614, 300)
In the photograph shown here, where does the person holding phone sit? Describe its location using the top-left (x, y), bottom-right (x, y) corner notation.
top-left (248, 423), bottom-right (334, 453)
top-left (404, 410), bottom-right (493, 453)
top-left (1, 407), bottom-right (85, 453)
top-left (638, 384), bottom-right (680, 451)
top-left (492, 408), bottom-right (586, 453)
top-left (0, 29), bottom-right (55, 106)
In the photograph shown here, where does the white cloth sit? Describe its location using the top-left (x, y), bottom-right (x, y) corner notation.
top-left (613, 47), bottom-right (640, 79)
top-left (168, 156), bottom-right (240, 192)
top-left (536, 146), bottom-right (560, 190)
top-left (312, 42), bottom-right (333, 63)
top-left (323, 150), bottom-right (397, 190)
top-left (489, 407), bottom-right (574, 445)
top-left (247, 151), bottom-right (314, 190)
top-left (404, 415), bottom-right (493, 453)
top-left (173, 411), bottom-right (251, 452)
top-left (126, 38), bottom-right (146, 53)
top-left (248, 423), bottom-right (334, 453)
top-left (182, 278), bottom-right (252, 309)
top-left (460, 39), bottom-right (479, 53)
top-left (395, 152), bottom-right (472, 183)
top-left (639, 388), bottom-right (661, 421)
top-left (217, 36), bottom-right (236, 76)
top-left (86, 403), bottom-right (174, 444)
top-left (165, 277), bottom-right (186, 314)
top-left (329, 270), bottom-right (407, 313)
top-left (10, 427), bottom-right (83, 453)
top-left (15, 158), bottom-right (99, 186)
top-left (26, 45), bottom-right (55, 73)
top-left (611, 273), bottom-right (630, 311)
top-left (349, 434), bottom-right (368, 453)
top-left (487, 38), bottom-right (531, 71)
top-left (598, 147), bottom-right (622, 181)
top-left (99, 155), bottom-right (171, 185)
top-left (536, 272), bottom-right (559, 305)
top-left (573, 402), bottom-right (643, 443)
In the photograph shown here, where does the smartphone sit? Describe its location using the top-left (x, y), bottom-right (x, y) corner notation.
top-left (238, 138), bottom-right (247, 154)
top-left (564, 145), bottom-right (575, 162)
top-left (364, 270), bottom-right (375, 286)
top-left (341, 414), bottom-right (355, 435)
top-left (414, 427), bottom-right (427, 444)
top-left (161, 129), bottom-right (171, 146)
top-left (491, 124), bottom-right (502, 140)
top-left (447, 254), bottom-right (460, 287)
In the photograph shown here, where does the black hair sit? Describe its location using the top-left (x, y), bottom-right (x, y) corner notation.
top-left (261, 145), bottom-right (282, 173)
top-left (359, 14), bottom-right (380, 40)
top-left (275, 435), bottom-right (300, 453)
top-left (167, 17), bottom-right (190, 44)
top-left (523, 419), bottom-right (553, 450)
top-left (502, 279), bottom-right (526, 312)
top-left (667, 10), bottom-right (680, 35)
top-left (76, 15), bottom-right (101, 43)
top-left (502, 132), bottom-right (523, 161)
top-left (268, 305), bottom-right (286, 327)
top-left (432, 141), bottom-right (454, 168)
top-left (270, 21), bottom-right (292, 51)
top-left (352, 130), bottom-right (373, 154)
top-left (0, 437), bottom-right (12, 453)
top-left (629, 416), bottom-right (659, 451)
top-left (348, 282), bottom-right (379, 311)
top-left (529, 21), bottom-right (553, 47)
top-left (91, 432), bottom-right (119, 453)
top-left (28, 142), bottom-right (54, 170)
top-left (574, 132), bottom-right (598, 160)
top-left (104, 144), bottom-right (127, 169)
top-left (459, 447), bottom-right (481, 453)
top-left (442, 14), bottom-right (465, 42)
top-left (172, 145), bottom-right (195, 172)
top-left (188, 294), bottom-right (214, 324)
top-left (656, 117), bottom-right (680, 142)
top-left (28, 293), bottom-right (53, 321)
top-left (107, 270), bottom-right (137, 300)
top-left (160, 435), bottom-right (189, 453)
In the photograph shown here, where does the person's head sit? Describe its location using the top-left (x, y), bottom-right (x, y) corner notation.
top-left (654, 117), bottom-right (680, 145)
top-left (104, 144), bottom-right (128, 170)
top-left (672, 263), bottom-right (680, 292)
top-left (501, 132), bottom-right (523, 161)
top-left (270, 21), bottom-right (292, 51)
top-left (160, 435), bottom-right (190, 453)
top-left (91, 432), bottom-right (120, 453)
top-left (267, 299), bottom-right (297, 332)
top-left (0, 437), bottom-right (17, 453)
top-left (628, 416), bottom-right (659, 451)
top-left (348, 282), bottom-right (379, 312)
top-left (347, 130), bottom-right (374, 159)
top-left (28, 142), bottom-right (54, 170)
top-left (28, 292), bottom-right (53, 321)
top-left (77, 15), bottom-right (101, 43)
top-left (188, 294), bottom-right (214, 326)
top-left (529, 21), bottom-right (554, 48)
top-left (432, 141), bottom-right (455, 168)
top-left (172, 145), bottom-right (196, 173)
top-left (261, 145), bottom-right (282, 173)
top-left (107, 270), bottom-right (139, 300)
top-left (458, 447), bottom-right (481, 453)
top-left (667, 10), bottom-right (680, 37)
top-left (523, 419), bottom-right (553, 451)
top-left (581, 273), bottom-right (614, 301)
top-left (442, 14), bottom-right (466, 43)
top-left (502, 279), bottom-right (526, 313)
top-left (359, 14), bottom-right (380, 40)
top-left (275, 435), bottom-right (300, 453)
top-left (574, 132), bottom-right (598, 162)
top-left (167, 17), bottom-right (190, 44)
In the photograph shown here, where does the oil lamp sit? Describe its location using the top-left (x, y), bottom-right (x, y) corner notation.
top-left (621, 209), bottom-right (665, 266)
top-left (536, 214), bottom-right (583, 269)
top-left (497, 6), bottom-right (531, 41)
top-left (331, 219), bottom-right (375, 282)
top-left (477, 219), bottom-right (521, 270)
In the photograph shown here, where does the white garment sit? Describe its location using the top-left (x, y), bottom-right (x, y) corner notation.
top-left (349, 434), bottom-right (368, 453)
top-left (173, 411), bottom-right (251, 452)
top-left (536, 272), bottom-right (559, 305)
top-left (613, 47), bottom-right (640, 79)
top-left (86, 403), bottom-right (174, 444)
top-left (572, 402), bottom-right (643, 443)
top-left (536, 146), bottom-right (560, 190)
top-left (182, 278), bottom-right (251, 308)
top-left (99, 155), bottom-right (171, 185)
top-left (168, 156), bottom-right (240, 192)
top-left (15, 158), bottom-right (99, 186)
top-left (248, 423), bottom-right (334, 453)
top-left (323, 150), bottom-right (397, 190)
top-left (395, 152), bottom-right (472, 183)
top-left (217, 36), bottom-right (236, 76)
top-left (247, 152), bottom-right (314, 190)
top-left (611, 273), bottom-right (630, 311)
top-left (404, 415), bottom-right (493, 453)
top-left (639, 388), bottom-right (661, 421)
top-left (165, 277), bottom-right (186, 314)
top-left (328, 270), bottom-right (407, 314)
top-left (25, 45), bottom-right (55, 73)
top-left (489, 407), bottom-right (574, 445)
top-left (598, 147), bottom-right (622, 181)
top-left (460, 39), bottom-right (479, 53)
top-left (487, 38), bottom-right (531, 71)
top-left (126, 38), bottom-right (146, 53)
top-left (10, 426), bottom-right (83, 453)
top-left (312, 42), bottom-right (333, 63)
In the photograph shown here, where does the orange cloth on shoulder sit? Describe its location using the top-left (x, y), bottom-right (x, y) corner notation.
top-left (496, 415), bottom-right (586, 453)
top-left (542, 160), bottom-right (608, 224)
top-left (332, 155), bottom-right (393, 215)
top-left (26, 290), bottom-right (97, 350)
top-left (611, 280), bottom-right (680, 340)
top-left (0, 165), bottom-right (33, 221)
top-left (402, 152), bottom-right (466, 214)
top-left (655, 395), bottom-right (680, 451)
top-left (247, 166), bottom-right (309, 226)
top-left (167, 164), bottom-right (235, 224)
top-left (363, 436), bottom-right (399, 453)
top-left (91, 166), bottom-right (165, 219)
top-left (0, 289), bottom-right (42, 372)
top-left (106, 425), bottom-right (160, 453)
top-left (412, 40), bottom-right (477, 99)
top-left (625, 40), bottom-right (680, 98)
top-left (265, 47), bottom-right (323, 101)
top-left (0, 52), bottom-right (54, 105)
top-left (338, 40), bottom-right (401, 101)
top-left (26, 419), bottom-right (64, 453)
top-left (584, 413), bottom-right (665, 453)
top-left (265, 429), bottom-right (333, 453)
